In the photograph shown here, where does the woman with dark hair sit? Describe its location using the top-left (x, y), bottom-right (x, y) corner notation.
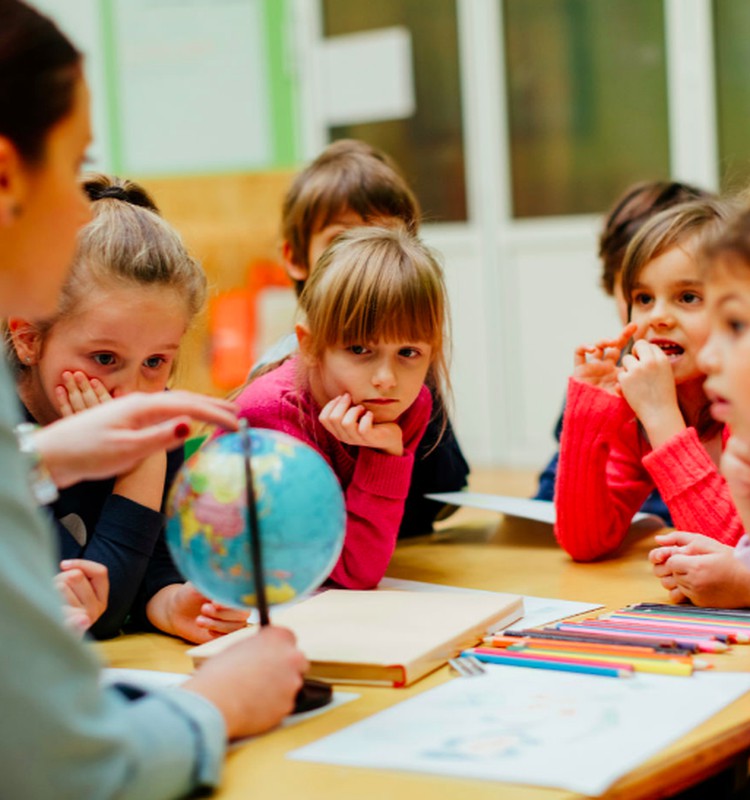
top-left (0, 3), bottom-right (306, 797)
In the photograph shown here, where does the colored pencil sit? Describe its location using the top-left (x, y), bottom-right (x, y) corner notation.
top-left (616, 607), bottom-right (750, 630)
top-left (504, 628), bottom-right (689, 652)
top-left (633, 603), bottom-right (750, 619)
top-left (483, 636), bottom-right (674, 657)
top-left (489, 647), bottom-right (695, 676)
top-left (606, 612), bottom-right (750, 640)
top-left (554, 623), bottom-right (728, 653)
top-left (588, 615), bottom-right (746, 643)
top-left (470, 647), bottom-right (642, 673)
top-left (463, 650), bottom-right (632, 678)
top-left (504, 641), bottom-right (695, 663)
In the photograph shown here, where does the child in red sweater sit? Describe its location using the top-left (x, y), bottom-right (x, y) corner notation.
top-left (232, 226), bottom-right (449, 589)
top-left (555, 198), bottom-right (742, 561)
top-left (651, 203), bottom-right (750, 605)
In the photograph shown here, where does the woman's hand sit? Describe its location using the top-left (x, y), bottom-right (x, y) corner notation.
top-left (319, 393), bottom-right (403, 456)
top-left (54, 559), bottom-right (109, 634)
top-left (146, 582), bottom-right (249, 644)
top-left (183, 625), bottom-right (307, 739)
top-left (618, 340), bottom-right (684, 446)
top-left (55, 370), bottom-right (112, 416)
top-left (573, 323), bottom-right (638, 395)
top-left (34, 391), bottom-right (238, 489)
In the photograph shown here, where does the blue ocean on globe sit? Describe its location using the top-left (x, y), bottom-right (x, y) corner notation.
top-left (166, 428), bottom-right (346, 609)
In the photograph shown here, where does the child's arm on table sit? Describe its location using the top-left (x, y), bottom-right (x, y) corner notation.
top-left (319, 388), bottom-right (432, 589)
top-left (54, 558), bottom-right (109, 634)
top-left (649, 531), bottom-right (750, 607)
top-left (619, 344), bottom-right (743, 545)
top-left (145, 582), bottom-right (248, 644)
top-left (555, 325), bottom-right (656, 560)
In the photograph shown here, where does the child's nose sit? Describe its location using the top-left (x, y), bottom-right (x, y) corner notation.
top-left (649, 300), bottom-right (675, 328)
top-left (111, 371), bottom-right (147, 397)
top-left (372, 362), bottom-right (396, 388)
top-left (697, 336), bottom-right (718, 374)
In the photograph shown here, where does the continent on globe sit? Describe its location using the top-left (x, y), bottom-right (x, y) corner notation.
top-left (166, 429), bottom-right (346, 610)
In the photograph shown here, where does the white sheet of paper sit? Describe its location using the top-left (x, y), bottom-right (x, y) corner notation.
top-left (428, 492), bottom-right (659, 525)
top-left (378, 578), bottom-right (602, 630)
top-left (319, 27), bottom-right (416, 125)
top-left (289, 668), bottom-right (750, 796)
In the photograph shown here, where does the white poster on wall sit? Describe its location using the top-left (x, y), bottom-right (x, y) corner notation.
top-left (319, 26), bottom-right (416, 126)
top-left (111, 0), bottom-right (272, 174)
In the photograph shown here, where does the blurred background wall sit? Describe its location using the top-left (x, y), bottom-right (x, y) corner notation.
top-left (28, 0), bottom-right (750, 472)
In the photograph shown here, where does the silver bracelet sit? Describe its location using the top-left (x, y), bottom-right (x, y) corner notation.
top-left (14, 422), bottom-right (59, 506)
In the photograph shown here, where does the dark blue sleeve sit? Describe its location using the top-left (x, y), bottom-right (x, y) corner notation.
top-left (124, 447), bottom-right (186, 633)
top-left (639, 490), bottom-right (673, 525)
top-left (54, 493), bottom-right (165, 640)
top-left (399, 403), bottom-right (470, 538)
top-left (533, 452), bottom-right (559, 501)
top-left (532, 405), bottom-right (564, 501)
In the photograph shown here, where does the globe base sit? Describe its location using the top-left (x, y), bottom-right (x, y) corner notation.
top-left (293, 678), bottom-right (333, 714)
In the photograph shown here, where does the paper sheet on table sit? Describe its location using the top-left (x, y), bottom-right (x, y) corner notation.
top-left (427, 492), bottom-right (661, 525)
top-left (379, 578), bottom-right (602, 630)
top-left (289, 668), bottom-right (750, 796)
top-left (102, 668), bottom-right (357, 730)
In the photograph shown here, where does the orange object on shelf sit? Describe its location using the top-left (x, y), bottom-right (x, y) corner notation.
top-left (209, 259), bottom-right (292, 390)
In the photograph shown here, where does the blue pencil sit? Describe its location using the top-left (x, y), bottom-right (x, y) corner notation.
top-left (463, 650), bottom-right (632, 678)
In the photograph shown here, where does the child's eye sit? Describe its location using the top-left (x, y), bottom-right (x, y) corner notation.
top-left (399, 347), bottom-right (421, 359)
top-left (680, 291), bottom-right (702, 305)
top-left (632, 292), bottom-right (652, 306)
top-left (348, 345), bottom-right (370, 356)
top-left (727, 318), bottom-right (747, 335)
top-left (92, 353), bottom-right (116, 367)
top-left (144, 355), bottom-right (167, 369)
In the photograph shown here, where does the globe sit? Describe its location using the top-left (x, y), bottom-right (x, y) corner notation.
top-left (166, 428), bottom-right (346, 610)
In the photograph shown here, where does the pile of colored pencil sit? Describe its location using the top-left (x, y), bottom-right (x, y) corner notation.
top-left (461, 603), bottom-right (750, 679)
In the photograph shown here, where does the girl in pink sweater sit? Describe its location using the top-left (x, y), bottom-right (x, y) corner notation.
top-left (555, 199), bottom-right (742, 561)
top-left (233, 226), bottom-right (449, 589)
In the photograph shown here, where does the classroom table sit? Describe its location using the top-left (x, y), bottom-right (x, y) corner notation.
top-left (98, 471), bottom-right (750, 800)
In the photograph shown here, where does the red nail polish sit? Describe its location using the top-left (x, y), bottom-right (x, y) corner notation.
top-left (174, 422), bottom-right (190, 438)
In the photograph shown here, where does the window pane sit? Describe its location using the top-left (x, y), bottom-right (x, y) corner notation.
top-left (322, 0), bottom-right (467, 222)
top-left (503, 0), bottom-right (670, 218)
top-left (714, 1), bottom-right (750, 192)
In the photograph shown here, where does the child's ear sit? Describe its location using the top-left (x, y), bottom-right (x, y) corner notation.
top-left (295, 323), bottom-right (316, 366)
top-left (7, 318), bottom-right (42, 365)
top-left (282, 241), bottom-right (310, 284)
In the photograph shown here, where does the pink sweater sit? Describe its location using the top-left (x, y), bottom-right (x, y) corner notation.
top-left (234, 357), bottom-right (432, 589)
top-left (555, 378), bottom-right (741, 561)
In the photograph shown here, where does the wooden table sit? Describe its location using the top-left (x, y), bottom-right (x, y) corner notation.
top-left (98, 471), bottom-right (750, 800)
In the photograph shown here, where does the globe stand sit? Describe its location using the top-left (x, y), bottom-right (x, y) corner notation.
top-left (240, 421), bottom-right (333, 714)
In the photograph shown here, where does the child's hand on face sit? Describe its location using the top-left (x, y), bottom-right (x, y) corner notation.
top-left (648, 531), bottom-right (745, 605)
top-left (56, 370), bottom-right (112, 416)
top-left (147, 582), bottom-right (249, 644)
top-left (319, 393), bottom-right (404, 456)
top-left (54, 559), bottom-right (109, 634)
top-left (573, 323), bottom-right (638, 396)
top-left (618, 339), bottom-right (681, 432)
